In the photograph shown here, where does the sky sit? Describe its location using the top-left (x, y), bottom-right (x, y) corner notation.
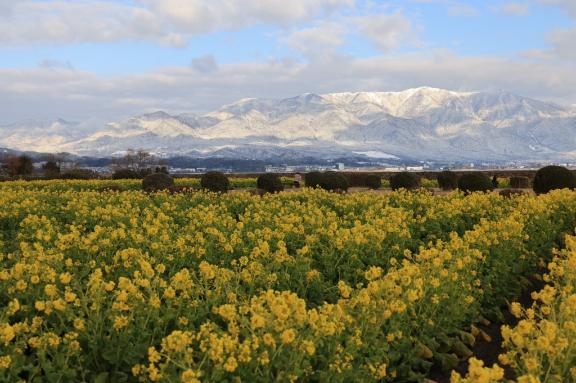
top-left (1, 0), bottom-right (576, 124)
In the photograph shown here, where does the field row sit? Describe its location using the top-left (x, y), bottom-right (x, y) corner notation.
top-left (0, 176), bottom-right (521, 191)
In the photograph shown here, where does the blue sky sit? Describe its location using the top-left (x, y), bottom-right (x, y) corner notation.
top-left (1, 0), bottom-right (576, 122)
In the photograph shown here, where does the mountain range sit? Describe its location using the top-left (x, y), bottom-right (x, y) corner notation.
top-left (1, 87), bottom-right (575, 162)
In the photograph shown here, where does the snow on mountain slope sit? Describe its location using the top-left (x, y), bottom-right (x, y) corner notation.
top-left (1, 87), bottom-right (575, 161)
top-left (0, 119), bottom-right (98, 153)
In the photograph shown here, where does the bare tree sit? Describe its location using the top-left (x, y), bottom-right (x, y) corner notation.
top-left (4, 155), bottom-right (34, 177)
top-left (113, 149), bottom-right (158, 171)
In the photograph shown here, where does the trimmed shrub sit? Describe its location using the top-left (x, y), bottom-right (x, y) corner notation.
top-left (304, 172), bottom-right (323, 188)
top-left (499, 189), bottom-right (527, 198)
top-left (112, 168), bottom-right (151, 180)
top-left (319, 171), bottom-right (349, 192)
top-left (154, 166), bottom-right (169, 174)
top-left (200, 171), bottom-right (230, 193)
top-left (509, 176), bottom-right (530, 189)
top-left (437, 171), bottom-right (458, 190)
top-left (421, 178), bottom-right (439, 188)
top-left (346, 173), bottom-right (369, 188)
top-left (457, 173), bottom-right (493, 193)
top-left (533, 165), bottom-right (576, 195)
top-left (142, 173), bottom-right (174, 192)
top-left (257, 173), bottom-right (284, 194)
top-left (365, 174), bottom-right (382, 190)
top-left (61, 169), bottom-right (99, 180)
top-left (389, 172), bottom-right (420, 191)
top-left (42, 161), bottom-right (61, 177)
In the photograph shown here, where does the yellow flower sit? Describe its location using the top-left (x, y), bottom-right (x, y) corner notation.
top-left (163, 287), bottom-right (176, 299)
top-left (517, 376), bottom-right (540, 383)
top-left (52, 299), bottom-right (66, 311)
top-left (223, 356), bottom-right (238, 372)
top-left (74, 318), bottom-right (85, 331)
top-left (44, 284), bottom-right (58, 298)
top-left (113, 316), bottom-right (129, 331)
top-left (216, 304), bottom-right (236, 322)
top-left (251, 313), bottom-right (266, 329)
top-left (181, 369), bottom-right (202, 383)
top-left (148, 347), bottom-right (162, 363)
top-left (263, 333), bottom-right (276, 347)
top-left (15, 280), bottom-right (27, 291)
top-left (364, 266), bottom-right (382, 281)
top-left (131, 364), bottom-right (143, 377)
top-left (510, 302), bottom-right (522, 318)
top-left (302, 340), bottom-right (316, 355)
top-left (524, 357), bottom-right (539, 372)
top-left (281, 329), bottom-right (297, 345)
top-left (0, 356), bottom-right (11, 369)
top-left (35, 301), bottom-right (46, 311)
top-left (337, 281), bottom-right (352, 299)
top-left (148, 365), bottom-right (162, 381)
top-left (59, 272), bottom-right (72, 285)
top-left (306, 269), bottom-right (320, 281)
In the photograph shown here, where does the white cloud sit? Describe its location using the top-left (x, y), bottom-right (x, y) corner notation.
top-left (0, 0), bottom-right (17, 18)
top-left (280, 9), bottom-right (415, 56)
top-left (0, 0), bottom-right (355, 46)
top-left (0, 1), bottom-right (174, 46)
top-left (497, 3), bottom-right (530, 16)
top-left (141, 0), bottom-right (354, 29)
top-left (1, 51), bottom-right (575, 123)
top-left (282, 22), bottom-right (347, 56)
top-left (447, 4), bottom-right (480, 17)
top-left (354, 12), bottom-right (415, 52)
top-left (38, 59), bottom-right (74, 70)
top-left (539, 0), bottom-right (576, 18)
top-left (548, 27), bottom-right (576, 60)
top-left (191, 55), bottom-right (219, 73)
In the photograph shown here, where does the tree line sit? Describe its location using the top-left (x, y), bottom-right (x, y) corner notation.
top-left (0, 149), bottom-right (166, 178)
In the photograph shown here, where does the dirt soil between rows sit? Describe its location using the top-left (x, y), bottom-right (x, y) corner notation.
top-left (427, 275), bottom-right (545, 383)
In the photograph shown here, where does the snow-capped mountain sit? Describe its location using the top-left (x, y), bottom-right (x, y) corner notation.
top-left (1, 87), bottom-right (575, 162)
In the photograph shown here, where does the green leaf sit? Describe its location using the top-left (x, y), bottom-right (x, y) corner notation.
top-left (94, 372), bottom-right (109, 383)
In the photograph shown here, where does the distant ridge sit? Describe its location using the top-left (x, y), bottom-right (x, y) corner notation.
top-left (1, 87), bottom-right (575, 162)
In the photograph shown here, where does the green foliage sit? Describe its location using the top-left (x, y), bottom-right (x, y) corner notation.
top-left (112, 168), bottom-right (151, 180)
top-left (304, 171), bottom-right (323, 188)
top-left (61, 169), bottom-right (100, 180)
top-left (142, 173), bottom-right (174, 192)
top-left (437, 171), bottom-right (458, 190)
top-left (509, 176), bottom-right (530, 189)
top-left (42, 161), bottom-right (61, 177)
top-left (457, 173), bottom-right (494, 193)
top-left (389, 172), bottom-right (421, 191)
top-left (365, 174), bottom-right (382, 189)
top-left (257, 173), bottom-right (284, 194)
top-left (1, 181), bottom-right (576, 382)
top-left (200, 171), bottom-right (230, 193)
top-left (533, 165), bottom-right (576, 195)
top-left (319, 171), bottom-right (349, 192)
top-left (499, 189), bottom-right (527, 198)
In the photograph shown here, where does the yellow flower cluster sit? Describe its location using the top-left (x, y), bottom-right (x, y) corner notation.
top-left (453, 234), bottom-right (576, 383)
top-left (0, 180), bottom-right (575, 382)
